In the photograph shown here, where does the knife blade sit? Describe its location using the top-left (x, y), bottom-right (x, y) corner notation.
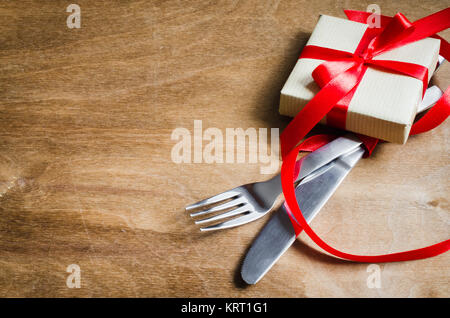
top-left (241, 146), bottom-right (365, 284)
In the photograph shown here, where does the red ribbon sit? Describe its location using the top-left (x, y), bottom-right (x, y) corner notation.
top-left (281, 8), bottom-right (450, 262)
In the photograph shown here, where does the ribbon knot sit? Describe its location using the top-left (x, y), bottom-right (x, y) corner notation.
top-left (356, 51), bottom-right (372, 64)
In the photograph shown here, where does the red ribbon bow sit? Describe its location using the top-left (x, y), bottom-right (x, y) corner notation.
top-left (280, 8), bottom-right (450, 262)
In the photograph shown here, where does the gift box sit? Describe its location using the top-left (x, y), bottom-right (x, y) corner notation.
top-left (279, 14), bottom-right (441, 144)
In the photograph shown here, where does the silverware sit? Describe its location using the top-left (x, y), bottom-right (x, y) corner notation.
top-left (187, 55), bottom-right (445, 232)
top-left (186, 135), bottom-right (363, 231)
top-left (241, 146), bottom-right (365, 284)
top-left (186, 84), bottom-right (442, 232)
top-left (240, 61), bottom-right (445, 284)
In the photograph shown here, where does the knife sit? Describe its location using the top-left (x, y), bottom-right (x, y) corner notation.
top-left (241, 60), bottom-right (445, 284)
top-left (241, 146), bottom-right (364, 284)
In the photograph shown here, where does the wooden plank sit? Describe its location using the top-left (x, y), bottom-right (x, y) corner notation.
top-left (0, 0), bottom-right (448, 297)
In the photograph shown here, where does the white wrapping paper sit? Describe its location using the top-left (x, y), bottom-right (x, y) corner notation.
top-left (279, 15), bottom-right (440, 143)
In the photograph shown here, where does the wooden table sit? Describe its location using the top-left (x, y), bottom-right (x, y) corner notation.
top-left (0, 0), bottom-right (448, 297)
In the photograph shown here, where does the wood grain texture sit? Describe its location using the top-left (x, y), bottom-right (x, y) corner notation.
top-left (0, 0), bottom-right (448, 297)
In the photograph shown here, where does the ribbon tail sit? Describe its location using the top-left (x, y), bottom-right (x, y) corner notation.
top-left (344, 9), bottom-right (392, 28)
top-left (405, 8), bottom-right (450, 44)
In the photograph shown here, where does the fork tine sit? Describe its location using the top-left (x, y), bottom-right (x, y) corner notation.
top-left (194, 205), bottom-right (250, 225)
top-left (189, 196), bottom-right (246, 217)
top-left (185, 190), bottom-right (240, 212)
top-left (199, 212), bottom-right (261, 231)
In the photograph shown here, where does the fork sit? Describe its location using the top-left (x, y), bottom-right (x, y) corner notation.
top-left (186, 135), bottom-right (365, 231)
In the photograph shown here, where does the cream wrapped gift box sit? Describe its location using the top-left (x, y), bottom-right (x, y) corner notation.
top-left (279, 14), bottom-right (440, 144)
